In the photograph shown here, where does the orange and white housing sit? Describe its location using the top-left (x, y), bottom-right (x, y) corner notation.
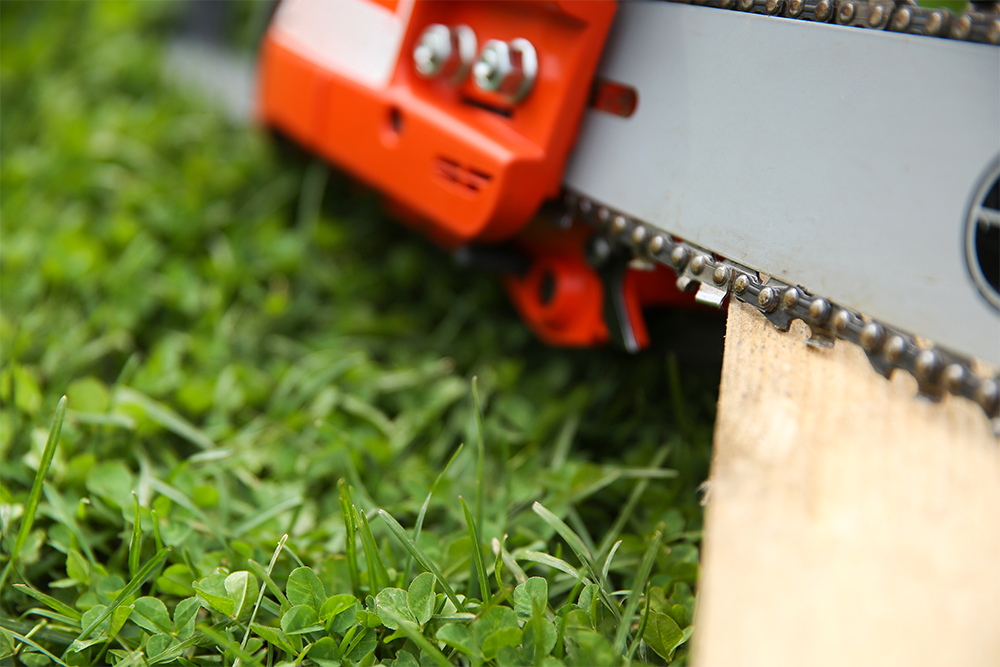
top-left (259, 0), bottom-right (617, 245)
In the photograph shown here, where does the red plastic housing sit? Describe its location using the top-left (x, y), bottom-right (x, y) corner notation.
top-left (259, 0), bottom-right (617, 245)
top-left (504, 223), bottom-right (703, 349)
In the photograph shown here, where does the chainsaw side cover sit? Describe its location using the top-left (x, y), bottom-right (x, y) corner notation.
top-left (259, 0), bottom-right (616, 245)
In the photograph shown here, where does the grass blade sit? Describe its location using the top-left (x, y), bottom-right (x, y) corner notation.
top-left (601, 540), bottom-right (623, 584)
top-left (459, 496), bottom-right (489, 603)
top-left (246, 560), bottom-right (291, 614)
top-left (471, 378), bottom-right (486, 600)
top-left (404, 443), bottom-right (463, 583)
top-left (515, 551), bottom-right (591, 585)
top-left (354, 505), bottom-right (390, 592)
top-left (148, 478), bottom-right (228, 548)
top-left (377, 607), bottom-right (451, 667)
top-left (0, 396), bottom-right (66, 593)
top-left (531, 502), bottom-right (601, 586)
top-left (150, 509), bottom-right (164, 552)
top-left (517, 549), bottom-right (620, 622)
top-left (128, 492), bottom-right (142, 579)
top-left (231, 495), bottom-right (302, 538)
top-left (624, 582), bottom-right (653, 666)
top-left (236, 534), bottom-right (288, 667)
top-left (12, 584), bottom-right (82, 623)
top-left (612, 524), bottom-right (664, 657)
top-left (72, 547), bottom-right (170, 646)
top-left (567, 506), bottom-right (598, 560)
top-left (197, 624), bottom-right (263, 667)
top-left (7, 629), bottom-right (70, 667)
top-left (597, 445), bottom-right (670, 560)
top-left (549, 412), bottom-right (580, 471)
top-left (378, 509), bottom-right (467, 613)
top-left (337, 479), bottom-right (361, 596)
top-left (115, 387), bottom-right (216, 450)
top-left (471, 377), bottom-right (485, 543)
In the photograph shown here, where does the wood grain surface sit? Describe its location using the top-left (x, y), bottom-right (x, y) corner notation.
top-left (693, 300), bottom-right (1000, 666)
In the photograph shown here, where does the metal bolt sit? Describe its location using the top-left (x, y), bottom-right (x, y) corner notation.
top-left (893, 7), bottom-right (912, 30)
top-left (414, 24), bottom-right (476, 81)
top-left (733, 273), bottom-right (750, 295)
top-left (884, 335), bottom-right (907, 362)
top-left (832, 309), bottom-right (852, 334)
top-left (782, 288), bottom-right (799, 310)
top-left (690, 255), bottom-right (706, 275)
top-left (596, 207), bottom-right (610, 225)
top-left (739, 0), bottom-right (754, 10)
top-left (721, 0), bottom-right (736, 8)
top-left (647, 235), bottom-right (666, 255)
top-left (977, 380), bottom-right (999, 412)
top-left (670, 246), bottom-right (689, 268)
top-left (838, 1), bottom-right (856, 23)
top-left (472, 38), bottom-right (538, 103)
top-left (951, 14), bottom-right (971, 39)
top-left (943, 364), bottom-right (965, 393)
top-left (914, 350), bottom-right (941, 380)
top-left (809, 298), bottom-right (831, 323)
top-left (713, 266), bottom-right (730, 285)
top-left (631, 225), bottom-right (647, 245)
top-left (414, 25), bottom-right (453, 77)
top-left (815, 0), bottom-right (832, 20)
top-left (757, 287), bottom-right (779, 312)
top-left (766, 0), bottom-right (783, 14)
top-left (859, 322), bottom-right (885, 352)
top-left (787, 0), bottom-right (804, 16)
top-left (579, 199), bottom-right (592, 215)
top-left (926, 11), bottom-right (944, 35)
top-left (612, 215), bottom-right (628, 234)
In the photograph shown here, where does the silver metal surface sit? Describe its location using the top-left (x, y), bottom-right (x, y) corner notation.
top-left (564, 2), bottom-right (1000, 365)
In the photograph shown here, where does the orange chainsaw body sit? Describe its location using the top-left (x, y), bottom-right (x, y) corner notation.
top-left (259, 0), bottom-right (616, 244)
top-left (258, 0), bottom-right (704, 349)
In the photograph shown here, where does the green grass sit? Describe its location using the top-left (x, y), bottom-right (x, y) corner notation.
top-left (0, 3), bottom-right (717, 665)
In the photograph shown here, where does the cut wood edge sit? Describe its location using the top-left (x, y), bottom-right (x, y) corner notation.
top-left (692, 299), bottom-right (1000, 667)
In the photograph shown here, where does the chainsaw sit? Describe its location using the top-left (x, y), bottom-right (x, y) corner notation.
top-left (255, 0), bottom-right (1000, 423)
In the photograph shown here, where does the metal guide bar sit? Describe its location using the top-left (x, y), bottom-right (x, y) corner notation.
top-left (564, 2), bottom-right (1000, 366)
top-left (564, 190), bottom-right (1000, 424)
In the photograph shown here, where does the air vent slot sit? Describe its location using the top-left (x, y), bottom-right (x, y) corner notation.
top-left (434, 157), bottom-right (493, 194)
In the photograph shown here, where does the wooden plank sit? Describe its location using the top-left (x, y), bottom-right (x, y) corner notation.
top-left (692, 300), bottom-right (1000, 666)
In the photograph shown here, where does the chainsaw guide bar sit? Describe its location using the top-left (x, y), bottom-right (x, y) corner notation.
top-left (560, 1), bottom-right (999, 425)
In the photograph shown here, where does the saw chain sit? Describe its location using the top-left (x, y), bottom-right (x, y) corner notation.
top-left (562, 190), bottom-right (1000, 426)
top-left (679, 0), bottom-right (1000, 43)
